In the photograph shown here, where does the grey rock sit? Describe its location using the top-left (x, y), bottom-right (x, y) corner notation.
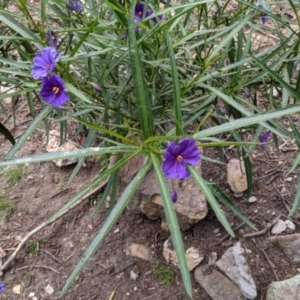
top-left (216, 241), bottom-right (257, 300)
top-left (130, 270), bottom-right (139, 280)
top-left (271, 219), bottom-right (287, 234)
top-left (119, 154), bottom-right (207, 230)
top-left (266, 274), bottom-right (300, 300)
top-left (194, 264), bottom-right (245, 300)
top-left (268, 234), bottom-right (300, 262)
top-left (227, 159), bottom-right (248, 193)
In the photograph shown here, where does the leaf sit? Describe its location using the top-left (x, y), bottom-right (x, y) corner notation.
top-left (60, 158), bottom-right (151, 297)
top-left (0, 106), bottom-right (53, 172)
top-left (193, 105), bottom-right (300, 139)
top-left (128, 0), bottom-right (154, 139)
top-left (166, 32), bottom-right (182, 136)
top-left (188, 165), bottom-right (234, 237)
top-left (150, 153), bottom-right (192, 298)
top-left (210, 184), bottom-right (256, 230)
top-left (0, 122), bottom-right (15, 145)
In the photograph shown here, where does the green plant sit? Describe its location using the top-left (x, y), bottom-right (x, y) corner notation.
top-left (1, 0), bottom-right (300, 297)
top-left (25, 239), bottom-right (45, 255)
top-left (154, 262), bottom-right (173, 285)
top-left (2, 165), bottom-right (23, 185)
top-left (0, 194), bottom-right (15, 225)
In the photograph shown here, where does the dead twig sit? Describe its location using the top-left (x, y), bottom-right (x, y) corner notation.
top-left (272, 182), bottom-right (290, 212)
top-left (44, 249), bottom-right (63, 264)
top-left (243, 215), bottom-right (281, 238)
top-left (214, 222), bottom-right (246, 245)
top-left (110, 261), bottom-right (137, 276)
top-left (16, 265), bottom-right (60, 274)
top-left (260, 248), bottom-right (279, 281)
top-left (0, 179), bottom-right (108, 275)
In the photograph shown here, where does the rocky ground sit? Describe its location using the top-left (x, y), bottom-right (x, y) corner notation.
top-left (1, 93), bottom-right (300, 300)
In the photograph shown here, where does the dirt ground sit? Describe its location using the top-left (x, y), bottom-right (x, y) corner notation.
top-left (1, 97), bottom-right (300, 300)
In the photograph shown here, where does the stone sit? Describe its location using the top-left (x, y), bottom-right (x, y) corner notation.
top-left (248, 196), bottom-right (257, 203)
top-left (285, 220), bottom-right (296, 231)
top-left (268, 234), bottom-right (300, 262)
top-left (266, 274), bottom-right (300, 300)
top-left (125, 243), bottom-right (152, 261)
top-left (194, 264), bottom-right (244, 300)
top-left (44, 130), bottom-right (79, 167)
top-left (216, 241), bottom-right (257, 299)
top-left (163, 239), bottom-right (204, 271)
top-left (227, 159), bottom-right (248, 193)
top-left (45, 284), bottom-right (54, 295)
top-left (271, 219), bottom-right (287, 234)
top-left (208, 252), bottom-right (217, 266)
top-left (12, 285), bottom-right (21, 294)
top-left (130, 270), bottom-right (139, 280)
top-left (119, 153), bottom-right (207, 231)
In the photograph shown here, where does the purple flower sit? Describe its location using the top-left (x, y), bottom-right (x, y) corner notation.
top-left (260, 130), bottom-right (271, 148)
top-left (170, 191), bottom-right (177, 203)
top-left (134, 3), bottom-right (163, 31)
top-left (90, 83), bottom-right (101, 92)
top-left (65, 0), bottom-right (83, 12)
top-left (257, 3), bottom-right (268, 24)
top-left (162, 138), bottom-right (200, 180)
top-left (0, 283), bottom-right (5, 293)
top-left (40, 75), bottom-right (69, 108)
top-left (46, 31), bottom-right (58, 48)
top-left (31, 47), bottom-right (60, 80)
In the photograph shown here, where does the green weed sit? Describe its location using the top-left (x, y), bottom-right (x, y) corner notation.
top-left (0, 194), bottom-right (15, 225)
top-left (153, 262), bottom-right (173, 285)
top-left (3, 165), bottom-right (23, 185)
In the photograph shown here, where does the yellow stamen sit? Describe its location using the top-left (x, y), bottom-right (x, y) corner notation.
top-left (177, 155), bottom-right (183, 162)
top-left (53, 86), bottom-right (60, 94)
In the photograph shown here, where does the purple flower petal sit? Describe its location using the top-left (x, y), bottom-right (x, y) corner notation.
top-left (31, 47), bottom-right (60, 80)
top-left (46, 31), bottom-right (58, 48)
top-left (65, 0), bottom-right (83, 12)
top-left (170, 191), bottom-right (177, 203)
top-left (40, 75), bottom-right (69, 108)
top-left (0, 283), bottom-right (5, 293)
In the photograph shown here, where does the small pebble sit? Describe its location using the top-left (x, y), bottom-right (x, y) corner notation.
top-left (45, 284), bottom-right (54, 296)
top-left (271, 219), bottom-right (286, 234)
top-left (213, 228), bottom-right (220, 234)
top-left (285, 177), bottom-right (293, 182)
top-left (12, 285), bottom-right (21, 294)
top-left (285, 220), bottom-right (296, 231)
top-left (248, 196), bottom-right (257, 203)
top-left (28, 292), bottom-right (35, 297)
top-left (208, 252), bottom-right (217, 266)
top-left (130, 270), bottom-right (139, 281)
top-left (114, 228), bottom-right (120, 234)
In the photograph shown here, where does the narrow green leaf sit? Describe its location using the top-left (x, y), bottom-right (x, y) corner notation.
top-left (166, 32), bottom-right (182, 136)
top-left (0, 122), bottom-right (15, 145)
top-left (150, 153), bottom-right (192, 298)
top-left (0, 106), bottom-right (53, 172)
top-left (193, 105), bottom-right (300, 139)
top-left (210, 184), bottom-right (256, 230)
top-left (0, 10), bottom-right (40, 42)
top-left (73, 117), bottom-right (136, 145)
top-left (60, 158), bottom-right (151, 297)
top-left (188, 165), bottom-right (234, 237)
top-left (128, 0), bottom-right (154, 139)
top-left (252, 55), bottom-right (300, 102)
top-left (289, 173), bottom-right (300, 217)
top-left (0, 146), bottom-right (139, 167)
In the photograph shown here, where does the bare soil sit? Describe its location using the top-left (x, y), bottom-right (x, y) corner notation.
top-left (1, 101), bottom-right (300, 300)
